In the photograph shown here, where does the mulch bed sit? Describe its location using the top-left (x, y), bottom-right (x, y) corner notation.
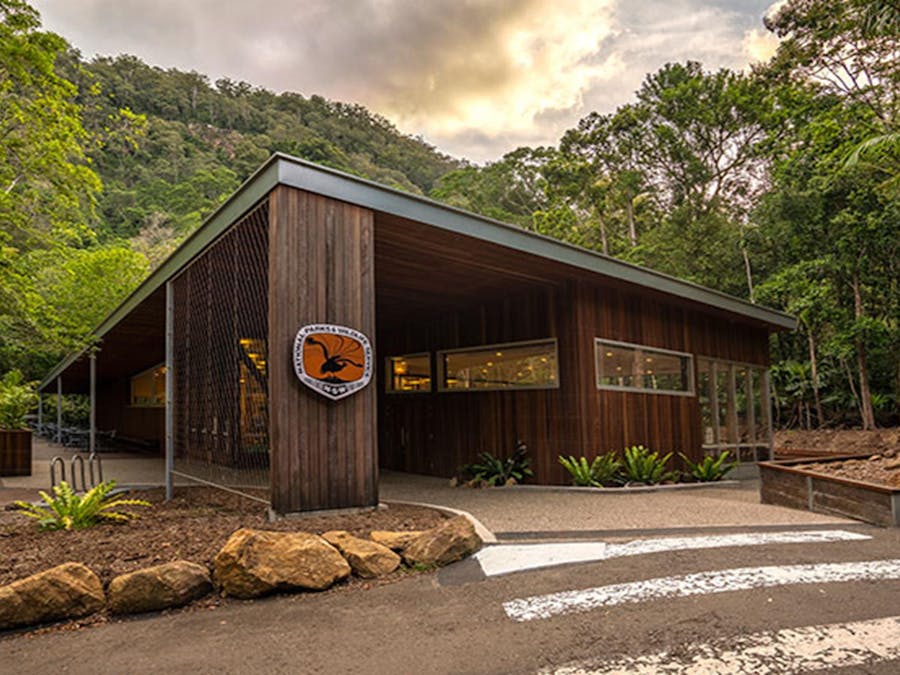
top-left (0, 486), bottom-right (447, 588)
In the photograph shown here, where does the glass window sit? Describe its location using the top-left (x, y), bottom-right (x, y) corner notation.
top-left (386, 353), bottom-right (432, 393)
top-left (440, 339), bottom-right (558, 391)
top-left (130, 364), bottom-right (166, 407)
top-left (697, 356), bottom-right (772, 462)
top-left (595, 339), bottom-right (693, 395)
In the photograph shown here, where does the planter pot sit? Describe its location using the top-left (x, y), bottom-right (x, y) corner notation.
top-left (0, 429), bottom-right (32, 477)
top-left (759, 455), bottom-right (900, 528)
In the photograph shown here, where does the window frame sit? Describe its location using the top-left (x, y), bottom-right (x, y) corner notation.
top-left (437, 338), bottom-right (560, 393)
top-left (696, 355), bottom-right (772, 461)
top-left (594, 338), bottom-right (695, 397)
top-left (384, 352), bottom-right (433, 394)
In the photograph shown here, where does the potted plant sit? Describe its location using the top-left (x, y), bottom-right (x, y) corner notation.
top-left (0, 370), bottom-right (37, 476)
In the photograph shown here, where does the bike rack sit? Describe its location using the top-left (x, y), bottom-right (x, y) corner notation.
top-left (88, 452), bottom-right (103, 488)
top-left (50, 456), bottom-right (66, 488)
top-left (70, 455), bottom-right (86, 492)
top-left (49, 453), bottom-right (104, 491)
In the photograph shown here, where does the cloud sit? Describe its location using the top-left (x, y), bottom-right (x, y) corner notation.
top-left (742, 28), bottom-right (780, 63)
top-left (33, 0), bottom-right (779, 162)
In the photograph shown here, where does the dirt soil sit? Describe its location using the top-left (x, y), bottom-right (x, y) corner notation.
top-left (773, 428), bottom-right (900, 489)
top-left (0, 486), bottom-right (447, 588)
top-left (795, 455), bottom-right (900, 489)
top-left (774, 428), bottom-right (900, 459)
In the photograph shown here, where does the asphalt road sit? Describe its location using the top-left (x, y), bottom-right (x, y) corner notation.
top-left (3, 524), bottom-right (900, 674)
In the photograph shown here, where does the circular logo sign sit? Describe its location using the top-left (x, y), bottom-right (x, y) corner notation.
top-left (293, 324), bottom-right (373, 401)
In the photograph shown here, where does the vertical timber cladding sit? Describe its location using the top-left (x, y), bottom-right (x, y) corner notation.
top-left (577, 280), bottom-right (770, 465)
top-left (268, 186), bottom-right (377, 513)
top-left (378, 286), bottom-right (578, 485)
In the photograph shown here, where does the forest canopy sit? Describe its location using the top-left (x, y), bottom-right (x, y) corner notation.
top-left (0, 0), bottom-right (896, 429)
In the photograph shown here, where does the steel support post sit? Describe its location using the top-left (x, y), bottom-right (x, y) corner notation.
top-left (165, 281), bottom-right (174, 501)
top-left (89, 352), bottom-right (97, 455)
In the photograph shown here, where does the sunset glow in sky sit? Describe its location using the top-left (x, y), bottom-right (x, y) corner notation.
top-left (34, 0), bottom-right (783, 162)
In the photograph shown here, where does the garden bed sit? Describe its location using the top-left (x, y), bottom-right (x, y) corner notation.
top-left (0, 486), bottom-right (447, 588)
top-left (759, 454), bottom-right (900, 527)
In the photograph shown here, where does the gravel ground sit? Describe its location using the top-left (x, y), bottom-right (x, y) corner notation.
top-left (380, 472), bottom-right (850, 534)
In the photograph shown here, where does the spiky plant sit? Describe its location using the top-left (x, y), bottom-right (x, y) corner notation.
top-left (559, 452), bottom-right (622, 487)
top-left (679, 451), bottom-right (737, 482)
top-left (621, 445), bottom-right (676, 485)
top-left (14, 480), bottom-right (151, 531)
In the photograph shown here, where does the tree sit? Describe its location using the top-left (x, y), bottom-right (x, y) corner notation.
top-left (0, 0), bottom-right (100, 251)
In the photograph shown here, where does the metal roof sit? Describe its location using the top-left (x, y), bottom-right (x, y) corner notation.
top-left (39, 153), bottom-right (796, 390)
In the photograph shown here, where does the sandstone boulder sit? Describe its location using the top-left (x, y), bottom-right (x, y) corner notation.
top-left (369, 530), bottom-right (424, 552)
top-left (213, 528), bottom-right (350, 599)
top-left (0, 563), bottom-right (104, 631)
top-left (108, 561), bottom-right (212, 615)
top-left (322, 530), bottom-right (401, 578)
top-left (403, 516), bottom-right (482, 567)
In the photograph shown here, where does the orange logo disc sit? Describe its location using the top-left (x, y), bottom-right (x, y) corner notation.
top-left (293, 324), bottom-right (372, 400)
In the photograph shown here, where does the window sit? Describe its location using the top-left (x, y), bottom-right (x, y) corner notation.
top-left (697, 357), bottom-right (771, 462)
top-left (595, 339), bottom-right (693, 395)
top-left (130, 364), bottom-right (166, 407)
top-left (439, 339), bottom-right (558, 391)
top-left (386, 353), bottom-right (432, 393)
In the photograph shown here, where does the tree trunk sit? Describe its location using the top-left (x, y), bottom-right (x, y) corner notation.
top-left (852, 272), bottom-right (876, 430)
top-left (597, 213), bottom-right (609, 256)
top-left (741, 243), bottom-right (755, 303)
top-left (807, 331), bottom-right (824, 428)
top-left (626, 198), bottom-right (637, 247)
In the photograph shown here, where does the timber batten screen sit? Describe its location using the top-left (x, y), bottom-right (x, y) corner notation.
top-left (172, 203), bottom-right (270, 499)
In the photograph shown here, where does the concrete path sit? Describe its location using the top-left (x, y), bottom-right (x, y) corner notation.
top-left (2, 439), bottom-right (853, 533)
top-left (378, 471), bottom-right (852, 536)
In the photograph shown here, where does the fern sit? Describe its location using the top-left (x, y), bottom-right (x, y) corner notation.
top-left (559, 452), bottom-right (623, 487)
top-left (679, 451), bottom-right (737, 482)
top-left (621, 445), bottom-right (676, 485)
top-left (14, 480), bottom-right (151, 531)
top-left (559, 456), bottom-right (599, 486)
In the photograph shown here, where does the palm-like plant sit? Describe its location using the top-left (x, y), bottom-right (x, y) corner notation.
top-left (621, 445), bottom-right (676, 485)
top-left (679, 451), bottom-right (737, 482)
top-left (14, 480), bottom-right (151, 531)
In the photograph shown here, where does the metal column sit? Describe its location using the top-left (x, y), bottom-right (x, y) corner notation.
top-left (89, 352), bottom-right (96, 455)
top-left (56, 377), bottom-right (62, 444)
top-left (165, 281), bottom-right (174, 501)
top-left (37, 392), bottom-right (43, 435)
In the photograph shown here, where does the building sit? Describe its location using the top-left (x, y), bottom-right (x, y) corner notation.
top-left (39, 154), bottom-right (795, 514)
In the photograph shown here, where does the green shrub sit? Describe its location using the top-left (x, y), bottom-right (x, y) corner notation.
top-left (559, 455), bottom-right (598, 486)
top-left (0, 370), bottom-right (37, 430)
top-left (559, 452), bottom-right (622, 487)
top-left (621, 445), bottom-right (676, 485)
top-left (679, 451), bottom-right (737, 482)
top-left (14, 480), bottom-right (151, 531)
top-left (463, 443), bottom-right (533, 486)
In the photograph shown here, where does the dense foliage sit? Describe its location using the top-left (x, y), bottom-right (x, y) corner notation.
top-left (0, 0), bottom-right (895, 430)
top-left (430, 1), bottom-right (898, 429)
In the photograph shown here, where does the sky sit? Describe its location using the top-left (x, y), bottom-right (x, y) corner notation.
top-left (33, 0), bottom-right (784, 163)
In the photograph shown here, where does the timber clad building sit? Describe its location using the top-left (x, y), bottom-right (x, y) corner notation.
top-left (40, 154), bottom-right (796, 514)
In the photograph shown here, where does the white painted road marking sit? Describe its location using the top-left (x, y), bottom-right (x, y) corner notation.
top-left (504, 558), bottom-right (900, 622)
top-left (475, 530), bottom-right (870, 577)
top-left (544, 615), bottom-right (900, 674)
